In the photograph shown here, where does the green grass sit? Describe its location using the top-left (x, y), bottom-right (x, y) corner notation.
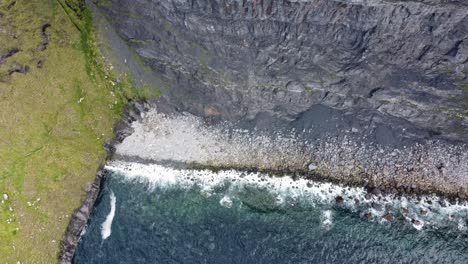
top-left (304, 85), bottom-right (315, 93)
top-left (0, 0), bottom-right (153, 262)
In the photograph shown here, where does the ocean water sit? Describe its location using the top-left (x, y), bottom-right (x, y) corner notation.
top-left (74, 162), bottom-right (468, 264)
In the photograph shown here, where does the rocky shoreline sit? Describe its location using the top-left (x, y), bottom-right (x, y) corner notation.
top-left (90, 0), bottom-right (468, 202)
top-left (115, 109), bottom-right (468, 202)
top-left (58, 101), bottom-right (148, 264)
top-left (59, 0), bottom-right (468, 261)
top-left (59, 101), bottom-right (466, 262)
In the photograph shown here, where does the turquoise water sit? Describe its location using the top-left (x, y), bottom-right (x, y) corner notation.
top-left (74, 166), bottom-right (468, 264)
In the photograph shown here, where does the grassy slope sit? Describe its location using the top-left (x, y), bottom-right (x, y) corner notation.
top-left (0, 0), bottom-right (139, 262)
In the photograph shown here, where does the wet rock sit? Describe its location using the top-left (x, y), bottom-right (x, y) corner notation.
top-left (370, 188), bottom-right (382, 196)
top-left (371, 202), bottom-right (383, 211)
top-left (335, 196), bottom-right (344, 205)
top-left (438, 200), bottom-right (447, 207)
top-left (402, 207), bottom-right (409, 215)
top-left (383, 213), bottom-right (394, 222)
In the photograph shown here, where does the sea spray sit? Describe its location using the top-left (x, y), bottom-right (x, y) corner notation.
top-left (101, 192), bottom-right (116, 240)
top-left (106, 161), bottom-right (468, 231)
top-left (75, 164), bottom-right (468, 263)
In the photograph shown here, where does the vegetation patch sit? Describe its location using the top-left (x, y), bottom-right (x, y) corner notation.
top-left (0, 0), bottom-right (154, 262)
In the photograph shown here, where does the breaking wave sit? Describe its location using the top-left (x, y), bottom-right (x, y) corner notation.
top-left (101, 192), bottom-right (116, 240)
top-left (106, 161), bottom-right (468, 232)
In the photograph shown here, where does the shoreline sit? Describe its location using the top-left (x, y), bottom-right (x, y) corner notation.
top-left (113, 153), bottom-right (468, 204)
top-left (104, 160), bottom-right (468, 232)
top-left (60, 103), bottom-right (467, 262)
top-left (115, 110), bottom-right (468, 203)
top-left (58, 102), bottom-right (147, 264)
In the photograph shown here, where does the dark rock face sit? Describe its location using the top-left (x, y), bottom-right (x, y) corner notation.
top-left (58, 102), bottom-right (147, 264)
top-left (93, 0), bottom-right (468, 145)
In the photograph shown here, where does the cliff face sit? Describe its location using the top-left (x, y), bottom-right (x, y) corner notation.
top-left (93, 0), bottom-right (468, 146)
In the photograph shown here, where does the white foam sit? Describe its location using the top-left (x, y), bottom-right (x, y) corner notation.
top-left (220, 196), bottom-right (233, 208)
top-left (321, 210), bottom-right (333, 230)
top-left (101, 192), bottom-right (116, 240)
top-left (105, 161), bottom-right (468, 231)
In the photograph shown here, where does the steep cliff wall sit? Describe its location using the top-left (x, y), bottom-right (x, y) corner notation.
top-left (93, 0), bottom-right (468, 146)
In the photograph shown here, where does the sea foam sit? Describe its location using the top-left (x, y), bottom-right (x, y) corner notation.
top-left (101, 192), bottom-right (116, 240)
top-left (106, 161), bottom-right (468, 231)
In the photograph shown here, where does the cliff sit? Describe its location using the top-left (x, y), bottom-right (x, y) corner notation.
top-left (93, 0), bottom-right (468, 146)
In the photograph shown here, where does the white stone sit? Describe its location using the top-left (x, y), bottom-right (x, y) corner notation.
top-left (308, 164), bottom-right (318, 171)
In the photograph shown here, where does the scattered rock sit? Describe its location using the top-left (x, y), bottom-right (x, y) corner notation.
top-left (335, 196), bottom-right (344, 204)
top-left (420, 209), bottom-right (428, 215)
top-left (308, 163), bottom-right (317, 171)
top-left (402, 207), bottom-right (409, 215)
top-left (40, 23), bottom-right (51, 51)
top-left (0, 48), bottom-right (20, 64)
top-left (370, 188), bottom-right (381, 196)
top-left (8, 63), bottom-right (30, 75)
top-left (371, 202), bottom-right (383, 211)
top-left (383, 213), bottom-right (394, 222)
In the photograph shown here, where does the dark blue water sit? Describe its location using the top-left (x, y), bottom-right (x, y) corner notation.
top-left (75, 170), bottom-right (468, 264)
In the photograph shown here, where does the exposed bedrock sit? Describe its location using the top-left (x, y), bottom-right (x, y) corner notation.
top-left (93, 0), bottom-right (468, 146)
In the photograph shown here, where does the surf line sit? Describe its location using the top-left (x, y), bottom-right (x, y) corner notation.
top-left (101, 191), bottom-right (116, 240)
